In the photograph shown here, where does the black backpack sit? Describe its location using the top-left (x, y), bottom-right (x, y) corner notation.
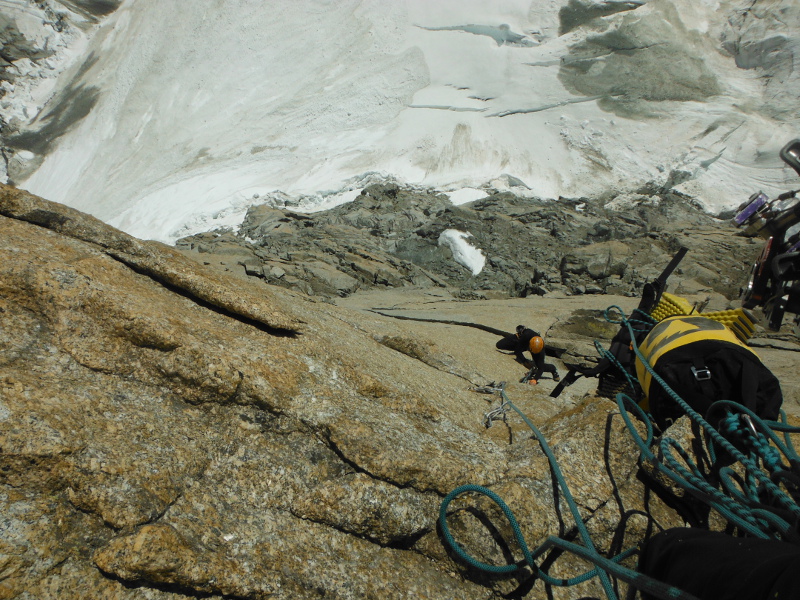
top-left (635, 315), bottom-right (783, 430)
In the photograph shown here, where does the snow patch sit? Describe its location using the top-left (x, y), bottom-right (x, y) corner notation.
top-left (438, 229), bottom-right (486, 275)
top-left (0, 2), bottom-right (94, 129)
top-left (7, 0), bottom-right (800, 242)
top-left (446, 188), bottom-right (489, 205)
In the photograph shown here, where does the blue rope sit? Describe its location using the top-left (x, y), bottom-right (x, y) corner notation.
top-left (608, 308), bottom-right (800, 541)
top-left (594, 306), bottom-right (657, 396)
top-left (605, 305), bottom-right (657, 329)
top-left (439, 389), bottom-right (699, 600)
top-left (439, 304), bottom-right (800, 597)
top-left (719, 413), bottom-right (784, 471)
top-left (439, 484), bottom-right (533, 575)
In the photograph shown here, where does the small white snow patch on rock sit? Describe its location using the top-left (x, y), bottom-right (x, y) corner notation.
top-left (438, 229), bottom-right (486, 275)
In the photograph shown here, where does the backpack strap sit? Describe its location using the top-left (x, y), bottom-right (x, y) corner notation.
top-left (739, 358), bottom-right (759, 413)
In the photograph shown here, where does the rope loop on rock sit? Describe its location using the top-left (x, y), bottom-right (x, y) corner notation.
top-left (441, 388), bottom-right (700, 600)
top-left (442, 305), bottom-right (800, 598)
top-left (439, 484), bottom-right (533, 575)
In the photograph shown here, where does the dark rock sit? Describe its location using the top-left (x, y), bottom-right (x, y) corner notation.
top-left (178, 184), bottom-right (756, 304)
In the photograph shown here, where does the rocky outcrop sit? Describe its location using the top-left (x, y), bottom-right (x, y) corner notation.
top-left (177, 183), bottom-right (758, 304)
top-left (1, 183), bottom-right (718, 599)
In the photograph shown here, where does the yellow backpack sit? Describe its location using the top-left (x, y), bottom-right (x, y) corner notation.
top-left (635, 303), bottom-right (782, 429)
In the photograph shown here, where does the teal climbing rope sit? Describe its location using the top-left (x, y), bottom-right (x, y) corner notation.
top-left (608, 307), bottom-right (800, 542)
top-left (439, 388), bottom-right (700, 600)
top-left (440, 304), bottom-right (800, 599)
top-left (594, 305), bottom-right (657, 396)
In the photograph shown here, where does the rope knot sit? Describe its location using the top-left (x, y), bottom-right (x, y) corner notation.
top-left (718, 413), bottom-right (785, 472)
top-left (719, 413), bottom-right (741, 437)
top-left (758, 441), bottom-right (784, 473)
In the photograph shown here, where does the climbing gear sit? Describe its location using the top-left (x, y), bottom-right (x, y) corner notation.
top-left (482, 382), bottom-right (509, 428)
top-left (593, 286), bottom-right (780, 430)
top-left (612, 304), bottom-right (800, 545)
top-left (449, 305), bottom-right (800, 598)
top-left (550, 247), bottom-right (689, 400)
top-left (453, 260), bottom-right (798, 598)
top-left (550, 245), bottom-right (781, 434)
top-left (529, 335), bottom-right (544, 354)
top-left (454, 246), bottom-right (798, 598)
top-left (445, 386), bottom-right (702, 599)
top-left (550, 368), bottom-right (584, 396)
top-left (634, 313), bottom-right (782, 429)
top-left (733, 139), bottom-right (800, 330)
top-left (470, 381), bottom-right (506, 395)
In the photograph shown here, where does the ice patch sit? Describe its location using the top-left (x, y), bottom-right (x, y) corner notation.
top-left (438, 229), bottom-right (486, 275)
top-left (446, 188), bottom-right (488, 205)
top-left (417, 23), bottom-right (536, 47)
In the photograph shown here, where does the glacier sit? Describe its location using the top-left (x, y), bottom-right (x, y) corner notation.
top-left (2, 0), bottom-right (800, 243)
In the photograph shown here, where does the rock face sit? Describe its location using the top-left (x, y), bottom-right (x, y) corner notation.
top-left (177, 183), bottom-right (758, 303)
top-left (1, 183), bottom-right (733, 599)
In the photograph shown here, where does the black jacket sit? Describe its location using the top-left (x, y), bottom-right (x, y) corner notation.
top-left (496, 328), bottom-right (539, 357)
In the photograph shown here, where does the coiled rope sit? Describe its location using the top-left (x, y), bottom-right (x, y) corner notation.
top-left (440, 387), bottom-right (699, 600)
top-left (439, 304), bottom-right (800, 599)
top-left (606, 306), bottom-right (800, 542)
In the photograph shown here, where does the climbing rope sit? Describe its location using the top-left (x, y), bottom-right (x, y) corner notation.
top-left (594, 306), bottom-right (658, 397)
top-left (441, 304), bottom-right (800, 598)
top-left (442, 387), bottom-right (700, 600)
top-left (608, 307), bottom-right (800, 542)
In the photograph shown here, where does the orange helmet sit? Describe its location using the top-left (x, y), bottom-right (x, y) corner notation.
top-left (529, 336), bottom-right (544, 354)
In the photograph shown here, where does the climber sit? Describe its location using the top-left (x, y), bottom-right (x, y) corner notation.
top-left (496, 325), bottom-right (537, 362)
top-left (496, 326), bottom-right (560, 383)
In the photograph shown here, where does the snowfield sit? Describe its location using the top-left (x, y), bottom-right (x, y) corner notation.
top-left (4, 0), bottom-right (800, 243)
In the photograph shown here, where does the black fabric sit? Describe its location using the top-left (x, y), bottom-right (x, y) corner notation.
top-left (646, 340), bottom-right (783, 430)
top-left (596, 317), bottom-right (650, 399)
top-left (497, 328), bottom-right (562, 382)
top-left (496, 328), bottom-right (538, 359)
top-left (498, 328), bottom-right (559, 380)
top-left (528, 351), bottom-right (558, 381)
top-left (638, 528), bottom-right (800, 600)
